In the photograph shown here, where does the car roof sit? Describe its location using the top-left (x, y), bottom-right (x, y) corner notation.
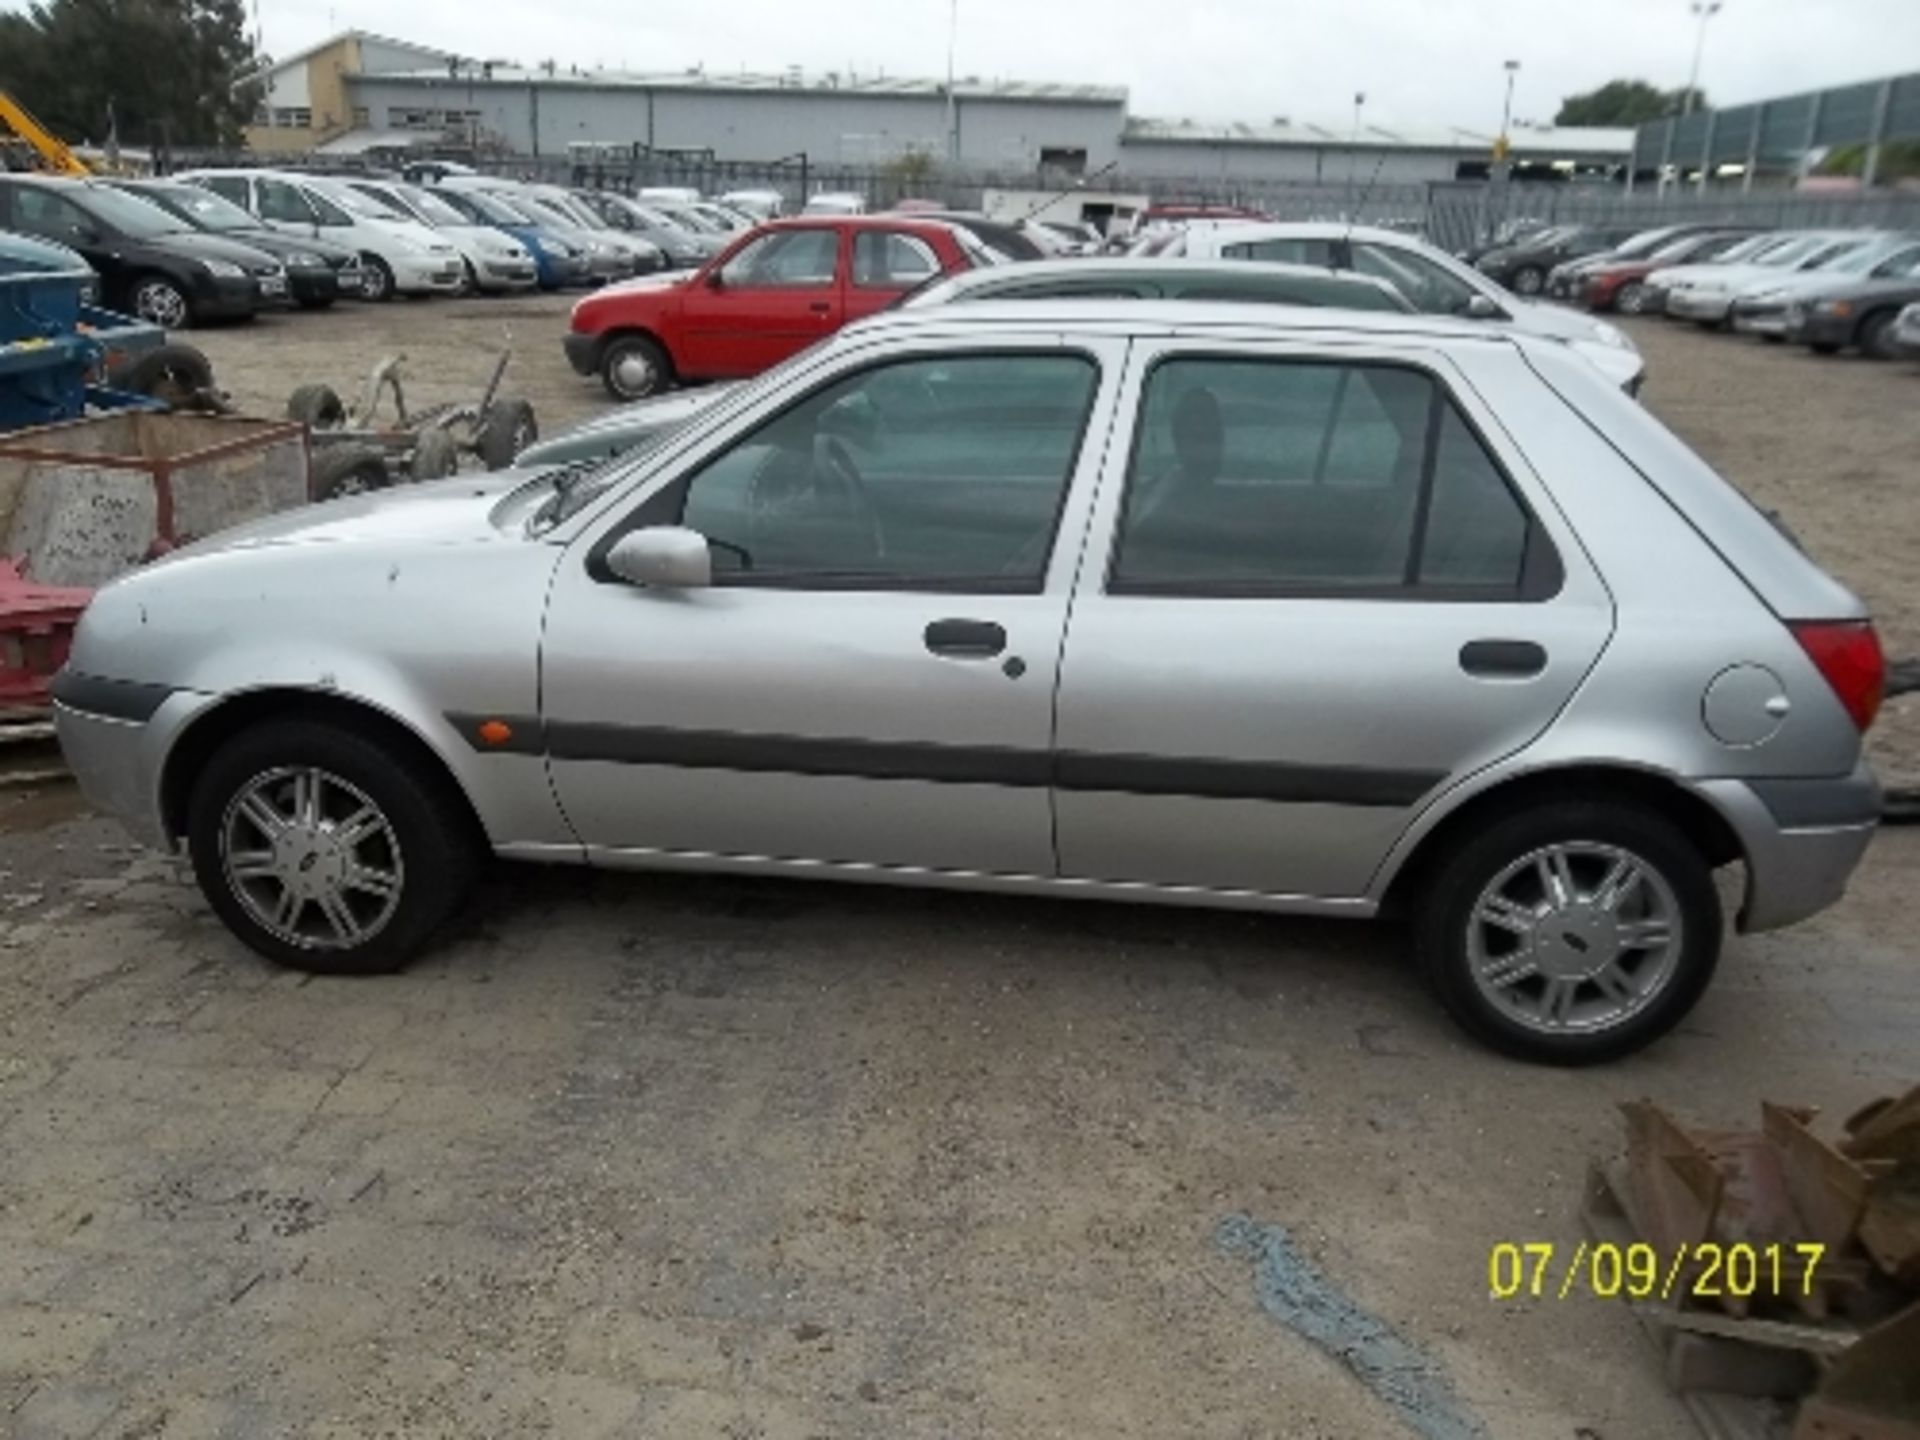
top-left (849, 297), bottom-right (1511, 347)
top-left (1187, 221), bottom-right (1426, 245)
top-left (934, 256), bottom-right (1406, 295)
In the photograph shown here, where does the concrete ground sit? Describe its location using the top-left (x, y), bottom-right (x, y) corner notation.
top-left (0, 296), bottom-right (1914, 1439)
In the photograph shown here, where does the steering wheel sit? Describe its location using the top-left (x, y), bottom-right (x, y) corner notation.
top-left (813, 435), bottom-right (887, 563)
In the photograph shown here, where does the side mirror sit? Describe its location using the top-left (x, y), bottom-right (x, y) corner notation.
top-left (1465, 294), bottom-right (1504, 320)
top-left (607, 526), bottom-right (712, 589)
top-left (706, 268), bottom-right (727, 290)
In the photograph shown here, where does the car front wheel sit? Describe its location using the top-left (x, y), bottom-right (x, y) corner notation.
top-left (1413, 800), bottom-right (1721, 1065)
top-left (600, 335), bottom-right (670, 401)
top-left (1614, 281), bottom-right (1648, 314)
top-left (187, 719), bottom-right (479, 974)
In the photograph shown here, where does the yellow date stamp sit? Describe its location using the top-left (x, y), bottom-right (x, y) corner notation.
top-left (1488, 1241), bottom-right (1827, 1302)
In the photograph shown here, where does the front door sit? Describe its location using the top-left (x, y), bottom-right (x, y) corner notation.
top-left (540, 340), bottom-right (1122, 876)
top-left (1052, 340), bottom-right (1614, 900)
top-left (676, 226), bottom-right (845, 378)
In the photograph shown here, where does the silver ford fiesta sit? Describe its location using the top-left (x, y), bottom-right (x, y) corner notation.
top-left (54, 302), bottom-right (1884, 1065)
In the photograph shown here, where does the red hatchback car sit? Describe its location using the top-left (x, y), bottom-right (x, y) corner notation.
top-left (564, 215), bottom-right (980, 400)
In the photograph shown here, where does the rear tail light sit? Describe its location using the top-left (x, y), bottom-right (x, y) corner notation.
top-left (1790, 620), bottom-right (1885, 732)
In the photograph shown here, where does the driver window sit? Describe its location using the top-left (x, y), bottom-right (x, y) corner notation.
top-left (718, 229), bottom-right (840, 288)
top-left (1352, 244), bottom-right (1480, 315)
top-left (258, 179), bottom-right (316, 225)
top-left (676, 354), bottom-right (1099, 589)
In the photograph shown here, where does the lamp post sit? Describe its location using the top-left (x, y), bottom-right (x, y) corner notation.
top-left (1493, 61), bottom-right (1519, 239)
top-left (1683, 1), bottom-right (1721, 116)
top-left (1347, 91), bottom-right (1366, 212)
top-left (944, 0), bottom-right (959, 165)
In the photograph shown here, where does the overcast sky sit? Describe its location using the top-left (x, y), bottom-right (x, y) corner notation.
top-left (15, 0), bottom-right (1920, 131)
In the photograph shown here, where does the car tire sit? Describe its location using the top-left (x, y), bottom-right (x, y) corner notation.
top-left (311, 443), bottom-right (391, 500)
top-left (1809, 341), bottom-right (1843, 356)
top-left (1511, 265), bottom-right (1545, 296)
top-left (116, 342), bottom-right (215, 409)
top-left (186, 719), bottom-right (480, 975)
top-left (1858, 310), bottom-right (1900, 361)
top-left (359, 255), bottom-right (395, 302)
top-left (1614, 281), bottom-right (1648, 315)
top-left (130, 274), bottom-right (194, 330)
top-left (286, 383), bottom-right (346, 429)
top-left (1412, 800), bottom-right (1721, 1066)
top-left (600, 334), bottom-right (670, 401)
top-left (410, 426), bottom-right (460, 481)
top-left (476, 397), bottom-right (538, 470)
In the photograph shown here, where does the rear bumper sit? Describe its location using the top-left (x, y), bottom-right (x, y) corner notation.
top-left (1697, 764), bottom-right (1882, 933)
top-left (562, 332), bottom-right (603, 376)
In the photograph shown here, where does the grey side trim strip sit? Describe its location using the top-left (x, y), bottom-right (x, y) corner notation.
top-left (452, 713), bottom-right (1436, 809)
top-left (1744, 774), bottom-right (1883, 829)
top-left (49, 671), bottom-right (174, 724)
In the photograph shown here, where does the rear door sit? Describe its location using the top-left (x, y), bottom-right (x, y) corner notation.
top-left (843, 229), bottom-right (944, 322)
top-left (1052, 337), bottom-right (1614, 901)
top-left (676, 226), bottom-right (846, 378)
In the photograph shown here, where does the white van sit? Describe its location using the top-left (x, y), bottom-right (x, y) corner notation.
top-left (180, 169), bottom-right (464, 301)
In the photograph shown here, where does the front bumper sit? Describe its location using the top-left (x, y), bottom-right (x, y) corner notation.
top-left (52, 676), bottom-right (212, 851)
top-left (1697, 763), bottom-right (1881, 933)
top-left (475, 258), bottom-right (539, 291)
top-left (1665, 289), bottom-right (1732, 322)
top-left (562, 331), bottom-right (603, 376)
top-left (1731, 300), bottom-right (1794, 336)
top-left (288, 268), bottom-right (344, 304)
top-left (390, 253), bottom-right (466, 294)
top-left (190, 274), bottom-right (260, 319)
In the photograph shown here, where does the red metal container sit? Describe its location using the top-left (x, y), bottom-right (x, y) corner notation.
top-left (0, 557), bottom-right (89, 714)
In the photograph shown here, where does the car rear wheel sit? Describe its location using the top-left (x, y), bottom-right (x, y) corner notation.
top-left (1614, 281), bottom-right (1648, 314)
top-left (1413, 800), bottom-right (1721, 1065)
top-left (186, 720), bottom-right (479, 975)
top-left (1511, 265), bottom-right (1545, 296)
top-left (600, 335), bottom-right (670, 401)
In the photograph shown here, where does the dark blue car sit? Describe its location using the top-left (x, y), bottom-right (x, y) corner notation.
top-left (428, 187), bottom-right (588, 291)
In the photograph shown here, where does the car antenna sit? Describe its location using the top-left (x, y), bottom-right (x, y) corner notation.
top-left (1017, 160), bottom-right (1120, 224)
top-left (1345, 149), bottom-right (1391, 244)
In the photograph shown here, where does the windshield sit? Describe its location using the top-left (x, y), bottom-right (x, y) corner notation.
top-left (1815, 240), bottom-right (1891, 274)
top-left (450, 189), bottom-right (526, 225)
top-left (541, 193), bottom-right (603, 228)
top-left (326, 183), bottom-right (409, 222)
top-left (397, 184), bottom-right (469, 227)
top-left (660, 203), bottom-right (726, 234)
top-left (138, 185), bottom-right (258, 233)
top-left (1612, 228), bottom-right (1683, 259)
top-left (74, 185), bottom-right (189, 238)
top-left (518, 195), bottom-right (584, 230)
top-left (1758, 235), bottom-right (1838, 267)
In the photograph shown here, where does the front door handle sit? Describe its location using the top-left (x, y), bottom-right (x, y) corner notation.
top-left (925, 618), bottom-right (1006, 658)
top-left (809, 301), bottom-right (832, 314)
top-left (1460, 639), bottom-right (1548, 678)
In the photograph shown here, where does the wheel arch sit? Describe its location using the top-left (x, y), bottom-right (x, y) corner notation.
top-left (160, 687), bottom-right (488, 850)
top-left (1853, 303), bottom-right (1902, 349)
top-left (1377, 762), bottom-right (1746, 919)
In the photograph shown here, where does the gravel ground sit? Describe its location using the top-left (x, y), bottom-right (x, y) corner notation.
top-left (0, 297), bottom-right (1914, 1439)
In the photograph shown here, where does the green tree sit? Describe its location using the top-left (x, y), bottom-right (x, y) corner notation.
top-left (1555, 79), bottom-right (1707, 127)
top-left (0, 0), bottom-right (263, 150)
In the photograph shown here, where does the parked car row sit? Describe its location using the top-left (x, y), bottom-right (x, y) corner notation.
top-left (1535, 219), bottom-right (1920, 364)
top-left (0, 166), bottom-right (770, 329)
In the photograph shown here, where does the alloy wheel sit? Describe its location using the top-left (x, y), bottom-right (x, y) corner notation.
top-left (1617, 282), bottom-right (1647, 315)
top-left (611, 348), bottom-right (658, 398)
top-left (1465, 841), bottom-right (1681, 1035)
top-left (220, 765), bottom-right (405, 950)
top-left (134, 280), bottom-right (189, 329)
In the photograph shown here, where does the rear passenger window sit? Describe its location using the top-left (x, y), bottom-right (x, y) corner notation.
top-left (1110, 358), bottom-right (1541, 597)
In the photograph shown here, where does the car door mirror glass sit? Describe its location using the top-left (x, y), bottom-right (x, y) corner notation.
top-left (608, 526), bottom-right (712, 589)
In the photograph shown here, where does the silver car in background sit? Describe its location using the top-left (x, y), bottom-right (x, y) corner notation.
top-left (54, 303), bottom-right (1882, 1066)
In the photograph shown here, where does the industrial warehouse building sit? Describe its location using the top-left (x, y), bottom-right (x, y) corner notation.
top-left (243, 30), bottom-right (1631, 186)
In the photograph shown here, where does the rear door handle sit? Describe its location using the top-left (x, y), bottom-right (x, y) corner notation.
top-left (1460, 639), bottom-right (1548, 678)
top-left (925, 619), bottom-right (1007, 658)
